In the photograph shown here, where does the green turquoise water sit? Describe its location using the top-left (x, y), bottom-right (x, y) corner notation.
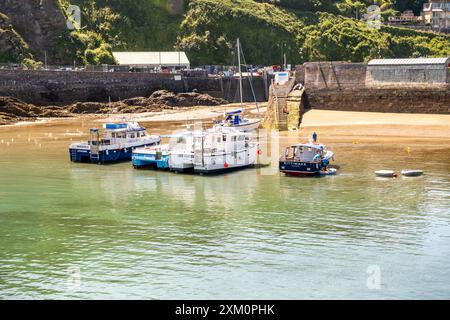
top-left (0, 119), bottom-right (449, 299)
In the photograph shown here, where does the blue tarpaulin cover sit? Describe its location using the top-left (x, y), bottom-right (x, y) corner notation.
top-left (105, 123), bottom-right (127, 130)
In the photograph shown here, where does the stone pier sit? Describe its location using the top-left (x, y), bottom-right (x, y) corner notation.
top-left (263, 78), bottom-right (305, 131)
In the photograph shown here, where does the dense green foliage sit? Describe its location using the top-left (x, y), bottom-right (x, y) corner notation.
top-left (177, 0), bottom-right (450, 65)
top-left (57, 0), bottom-right (115, 65)
top-left (0, 12), bottom-right (34, 64)
top-left (1, 0), bottom-right (449, 65)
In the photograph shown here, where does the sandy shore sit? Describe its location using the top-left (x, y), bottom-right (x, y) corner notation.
top-left (99, 103), bottom-right (265, 123)
top-left (298, 110), bottom-right (450, 143)
top-left (3, 106), bottom-right (449, 147)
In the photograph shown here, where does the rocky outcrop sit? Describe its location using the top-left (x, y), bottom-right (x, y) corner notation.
top-left (67, 90), bottom-right (228, 114)
top-left (0, 96), bottom-right (70, 124)
top-left (0, 0), bottom-right (67, 64)
top-left (0, 91), bottom-right (228, 125)
top-left (0, 13), bottom-right (33, 62)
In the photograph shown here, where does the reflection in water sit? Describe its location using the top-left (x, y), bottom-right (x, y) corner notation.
top-left (0, 118), bottom-right (449, 299)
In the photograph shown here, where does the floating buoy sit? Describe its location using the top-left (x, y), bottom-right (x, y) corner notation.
top-left (375, 170), bottom-right (397, 178)
top-left (401, 169), bottom-right (423, 177)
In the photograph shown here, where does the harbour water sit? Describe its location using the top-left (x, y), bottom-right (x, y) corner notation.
top-left (0, 118), bottom-right (449, 299)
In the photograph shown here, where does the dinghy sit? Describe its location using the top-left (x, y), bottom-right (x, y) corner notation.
top-left (401, 169), bottom-right (423, 177)
top-left (320, 168), bottom-right (337, 176)
top-left (375, 170), bottom-right (397, 178)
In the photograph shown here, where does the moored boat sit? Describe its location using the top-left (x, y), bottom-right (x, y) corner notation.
top-left (279, 142), bottom-right (335, 176)
top-left (69, 121), bottom-right (160, 164)
top-left (192, 126), bottom-right (259, 174)
top-left (401, 169), bottom-right (423, 177)
top-left (168, 131), bottom-right (196, 173)
top-left (215, 109), bottom-right (261, 132)
top-left (375, 170), bottom-right (397, 178)
top-left (213, 38), bottom-right (261, 132)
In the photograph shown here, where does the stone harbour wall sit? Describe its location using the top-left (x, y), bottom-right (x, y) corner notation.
top-left (297, 61), bottom-right (450, 114)
top-left (0, 70), bottom-right (269, 105)
top-left (305, 86), bottom-right (450, 114)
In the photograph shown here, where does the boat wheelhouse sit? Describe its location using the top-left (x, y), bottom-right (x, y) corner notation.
top-left (69, 122), bottom-right (160, 164)
top-left (279, 143), bottom-right (335, 176)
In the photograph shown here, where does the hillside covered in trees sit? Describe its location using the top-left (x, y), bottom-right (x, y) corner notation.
top-left (0, 0), bottom-right (449, 66)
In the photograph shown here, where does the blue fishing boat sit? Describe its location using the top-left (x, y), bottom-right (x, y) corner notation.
top-left (132, 144), bottom-right (170, 169)
top-left (279, 142), bottom-right (335, 176)
top-left (69, 121), bottom-right (160, 164)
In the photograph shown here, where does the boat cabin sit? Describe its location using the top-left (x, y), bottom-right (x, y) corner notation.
top-left (195, 129), bottom-right (250, 154)
top-left (284, 143), bottom-right (325, 163)
top-left (224, 109), bottom-right (243, 125)
top-left (89, 122), bottom-right (147, 146)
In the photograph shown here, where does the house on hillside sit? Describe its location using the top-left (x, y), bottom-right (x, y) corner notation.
top-left (422, 1), bottom-right (450, 32)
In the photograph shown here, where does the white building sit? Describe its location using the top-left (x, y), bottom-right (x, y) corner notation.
top-left (422, 1), bottom-right (450, 31)
top-left (366, 57), bottom-right (450, 85)
top-left (112, 51), bottom-right (190, 70)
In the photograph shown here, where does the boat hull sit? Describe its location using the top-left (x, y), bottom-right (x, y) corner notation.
top-left (279, 160), bottom-right (322, 176)
top-left (195, 164), bottom-right (255, 175)
top-left (193, 145), bottom-right (258, 174)
top-left (132, 153), bottom-right (170, 169)
top-left (218, 119), bottom-right (261, 132)
top-left (169, 153), bottom-right (195, 173)
top-left (70, 140), bottom-right (160, 164)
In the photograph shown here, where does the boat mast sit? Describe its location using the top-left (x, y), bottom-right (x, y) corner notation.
top-left (237, 38), bottom-right (243, 108)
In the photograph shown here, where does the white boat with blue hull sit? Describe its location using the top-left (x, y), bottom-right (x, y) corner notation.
top-left (69, 122), bottom-right (160, 164)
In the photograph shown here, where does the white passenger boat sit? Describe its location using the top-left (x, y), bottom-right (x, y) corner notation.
top-left (192, 126), bottom-right (258, 174)
top-left (69, 121), bottom-right (160, 164)
top-left (165, 126), bottom-right (258, 174)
